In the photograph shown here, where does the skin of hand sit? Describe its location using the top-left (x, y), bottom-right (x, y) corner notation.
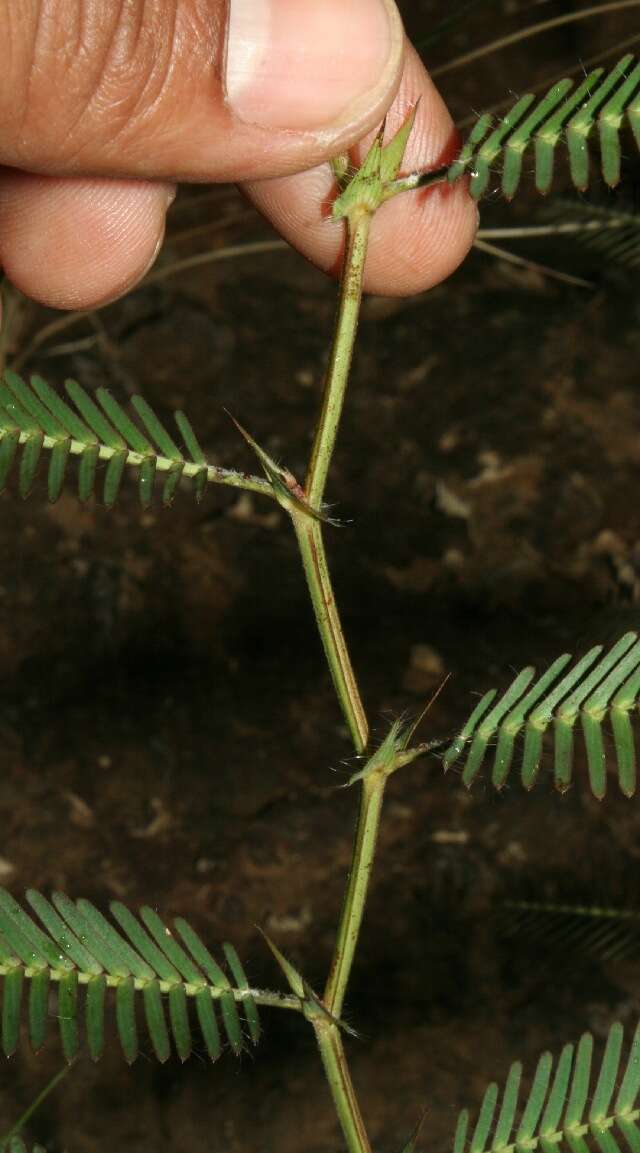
top-left (0, 0), bottom-right (478, 313)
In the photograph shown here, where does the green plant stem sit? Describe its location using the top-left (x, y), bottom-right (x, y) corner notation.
top-left (291, 511), bottom-right (368, 754)
top-left (324, 773), bottom-right (386, 1018)
top-left (0, 1064), bottom-right (70, 1150)
top-left (428, 0), bottom-right (640, 74)
top-left (293, 204), bottom-right (383, 1013)
top-left (313, 1019), bottom-right (373, 1153)
top-left (10, 240), bottom-right (288, 374)
top-left (305, 209), bottom-right (371, 513)
top-left (295, 208), bottom-right (374, 753)
top-left (292, 203), bottom-right (383, 1153)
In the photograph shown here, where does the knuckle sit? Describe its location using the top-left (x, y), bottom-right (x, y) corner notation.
top-left (84, 0), bottom-right (216, 161)
top-left (3, 0), bottom-right (194, 167)
top-left (87, 2), bottom-right (180, 143)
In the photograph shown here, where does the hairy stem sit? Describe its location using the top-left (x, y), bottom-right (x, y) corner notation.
top-left (293, 206), bottom-right (381, 1013)
top-left (0, 960), bottom-right (301, 1012)
top-left (305, 210), bottom-right (371, 512)
top-left (5, 430), bottom-right (273, 499)
top-left (293, 202), bottom-right (383, 1153)
top-left (324, 774), bottom-right (386, 1017)
top-left (292, 511), bottom-right (368, 754)
top-left (288, 210), bottom-right (373, 753)
top-left (313, 1019), bottom-right (373, 1153)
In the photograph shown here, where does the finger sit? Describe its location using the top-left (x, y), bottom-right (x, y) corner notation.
top-left (2, 0), bottom-right (403, 182)
top-left (243, 43), bottom-right (478, 296)
top-left (0, 170), bottom-right (173, 308)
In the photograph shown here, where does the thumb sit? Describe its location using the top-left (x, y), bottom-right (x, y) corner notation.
top-left (3, 0), bottom-right (403, 181)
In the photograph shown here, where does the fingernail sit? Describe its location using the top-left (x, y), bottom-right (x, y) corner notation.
top-left (226, 0), bottom-right (400, 132)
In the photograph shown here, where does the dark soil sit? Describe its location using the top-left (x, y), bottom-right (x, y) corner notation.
top-left (2, 5), bottom-right (640, 1152)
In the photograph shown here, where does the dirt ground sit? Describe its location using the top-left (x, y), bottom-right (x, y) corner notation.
top-left (1, 5), bottom-right (640, 1152)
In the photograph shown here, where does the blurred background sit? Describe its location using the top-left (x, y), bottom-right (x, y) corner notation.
top-left (1, 2), bottom-right (640, 1149)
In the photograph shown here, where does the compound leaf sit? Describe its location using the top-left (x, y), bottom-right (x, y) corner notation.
top-left (444, 633), bottom-right (640, 798)
top-left (453, 1022), bottom-right (640, 1153)
top-left (449, 57), bottom-right (640, 200)
top-left (0, 889), bottom-right (293, 1065)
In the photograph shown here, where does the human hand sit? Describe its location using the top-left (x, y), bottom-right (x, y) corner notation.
top-left (0, 0), bottom-right (477, 310)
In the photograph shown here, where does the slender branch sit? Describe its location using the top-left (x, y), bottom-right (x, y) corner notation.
top-left (305, 210), bottom-right (371, 513)
top-left (143, 239), bottom-right (287, 288)
top-left (0, 1065), bottom-right (70, 1151)
top-left (291, 511), bottom-right (368, 754)
top-left (455, 31), bottom-right (640, 129)
top-left (313, 1019), bottom-right (373, 1153)
top-left (477, 221), bottom-right (632, 240)
top-left (430, 0), bottom-right (640, 76)
top-left (324, 774), bottom-right (386, 1018)
top-left (473, 238), bottom-right (594, 290)
top-left (10, 239), bottom-right (288, 374)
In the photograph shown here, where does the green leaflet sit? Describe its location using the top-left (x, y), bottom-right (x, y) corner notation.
top-left (453, 1022), bottom-right (640, 1153)
top-left (0, 889), bottom-right (265, 1065)
top-left (449, 56), bottom-right (640, 200)
top-left (444, 633), bottom-right (640, 797)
